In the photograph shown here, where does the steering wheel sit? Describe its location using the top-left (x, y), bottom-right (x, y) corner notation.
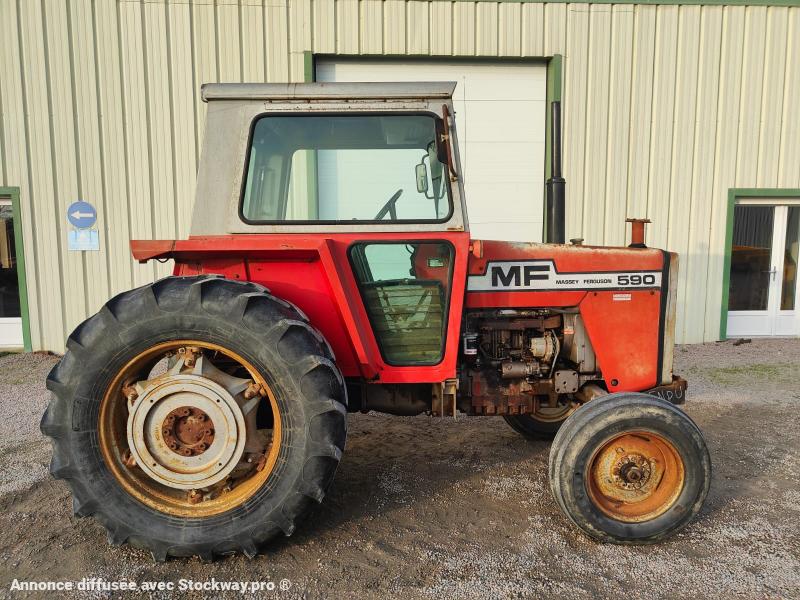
top-left (374, 189), bottom-right (404, 220)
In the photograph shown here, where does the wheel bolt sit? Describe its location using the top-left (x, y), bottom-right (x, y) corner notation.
top-left (122, 450), bottom-right (136, 468)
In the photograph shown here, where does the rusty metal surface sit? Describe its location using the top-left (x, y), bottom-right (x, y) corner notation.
top-left (587, 431), bottom-right (685, 523)
top-left (127, 372), bottom-right (246, 490)
top-left (431, 379), bottom-right (458, 417)
top-left (162, 406), bottom-right (215, 457)
top-left (97, 340), bottom-right (283, 517)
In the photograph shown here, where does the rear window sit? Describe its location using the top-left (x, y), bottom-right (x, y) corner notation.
top-left (240, 114), bottom-right (451, 224)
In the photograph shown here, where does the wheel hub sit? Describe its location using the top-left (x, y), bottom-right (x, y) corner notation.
top-left (587, 432), bottom-right (685, 523)
top-left (612, 453), bottom-right (652, 490)
top-left (127, 374), bottom-right (246, 490)
top-left (162, 406), bottom-right (215, 457)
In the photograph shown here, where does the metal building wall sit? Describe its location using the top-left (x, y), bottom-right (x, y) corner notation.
top-left (0, 0), bottom-right (798, 351)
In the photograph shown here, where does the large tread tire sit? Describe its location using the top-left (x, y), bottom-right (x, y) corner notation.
top-left (548, 392), bottom-right (710, 544)
top-left (40, 275), bottom-right (347, 561)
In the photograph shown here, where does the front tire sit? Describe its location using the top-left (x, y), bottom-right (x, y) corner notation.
top-left (41, 275), bottom-right (347, 560)
top-left (548, 393), bottom-right (710, 544)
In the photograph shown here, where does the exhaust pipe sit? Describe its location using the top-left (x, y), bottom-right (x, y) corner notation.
top-left (545, 101), bottom-right (566, 244)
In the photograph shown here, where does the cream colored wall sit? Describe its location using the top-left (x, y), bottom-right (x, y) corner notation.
top-left (0, 0), bottom-right (798, 350)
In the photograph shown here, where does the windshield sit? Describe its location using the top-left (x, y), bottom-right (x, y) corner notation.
top-left (240, 114), bottom-right (451, 223)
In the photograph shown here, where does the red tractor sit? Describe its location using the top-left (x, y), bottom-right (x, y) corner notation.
top-left (42, 82), bottom-right (710, 561)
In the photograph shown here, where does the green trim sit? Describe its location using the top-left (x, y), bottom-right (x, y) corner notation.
top-left (440, 0), bottom-right (799, 6)
top-left (303, 51), bottom-right (314, 84)
top-left (720, 188), bottom-right (800, 340)
top-left (312, 53), bottom-right (552, 65)
top-left (0, 186), bottom-right (32, 352)
top-left (543, 54), bottom-right (563, 241)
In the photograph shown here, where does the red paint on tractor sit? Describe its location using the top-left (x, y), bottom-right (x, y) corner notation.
top-left (134, 232), bottom-right (471, 384)
top-left (132, 234), bottom-right (665, 393)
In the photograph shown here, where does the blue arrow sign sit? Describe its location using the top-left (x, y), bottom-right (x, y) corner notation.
top-left (67, 200), bottom-right (97, 229)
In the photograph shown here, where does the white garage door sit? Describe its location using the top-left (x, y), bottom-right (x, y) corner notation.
top-left (316, 59), bottom-right (546, 242)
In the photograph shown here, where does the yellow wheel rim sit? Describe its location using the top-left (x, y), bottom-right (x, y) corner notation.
top-left (587, 431), bottom-right (685, 523)
top-left (98, 340), bottom-right (281, 518)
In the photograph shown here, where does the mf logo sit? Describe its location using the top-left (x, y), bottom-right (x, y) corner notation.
top-left (491, 264), bottom-right (549, 287)
top-left (467, 260), bottom-right (662, 292)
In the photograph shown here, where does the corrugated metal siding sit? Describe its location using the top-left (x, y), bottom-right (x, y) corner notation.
top-left (0, 0), bottom-right (798, 350)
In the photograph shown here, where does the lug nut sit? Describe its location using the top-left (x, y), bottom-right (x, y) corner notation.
top-left (122, 450), bottom-right (136, 468)
top-left (188, 490), bottom-right (202, 504)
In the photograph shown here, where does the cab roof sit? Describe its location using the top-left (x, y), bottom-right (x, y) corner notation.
top-left (200, 81), bottom-right (458, 102)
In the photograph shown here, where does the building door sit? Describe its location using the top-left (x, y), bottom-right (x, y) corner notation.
top-left (727, 201), bottom-right (800, 337)
top-left (315, 58), bottom-right (547, 242)
top-left (0, 197), bottom-right (23, 348)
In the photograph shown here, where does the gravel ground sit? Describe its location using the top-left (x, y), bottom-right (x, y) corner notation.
top-left (0, 340), bottom-right (799, 599)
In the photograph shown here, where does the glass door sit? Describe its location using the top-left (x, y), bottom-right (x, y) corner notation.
top-left (727, 202), bottom-right (800, 337)
top-left (0, 198), bottom-right (23, 348)
top-left (775, 206), bottom-right (799, 335)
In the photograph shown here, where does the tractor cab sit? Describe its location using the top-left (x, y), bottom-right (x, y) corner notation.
top-left (190, 82), bottom-right (468, 235)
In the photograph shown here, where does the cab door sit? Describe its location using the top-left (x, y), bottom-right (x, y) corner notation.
top-left (348, 240), bottom-right (456, 367)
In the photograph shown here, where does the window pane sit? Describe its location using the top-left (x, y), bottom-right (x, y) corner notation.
top-left (0, 203), bottom-right (21, 318)
top-left (241, 115), bottom-right (450, 223)
top-left (350, 242), bottom-right (453, 365)
top-left (728, 205), bottom-right (773, 311)
top-left (781, 206), bottom-right (799, 311)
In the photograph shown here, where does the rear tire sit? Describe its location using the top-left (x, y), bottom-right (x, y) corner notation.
top-left (548, 393), bottom-right (710, 544)
top-left (41, 275), bottom-right (347, 560)
top-left (503, 413), bottom-right (563, 440)
top-left (503, 399), bottom-right (578, 440)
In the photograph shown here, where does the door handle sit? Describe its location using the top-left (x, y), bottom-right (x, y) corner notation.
top-left (761, 267), bottom-right (778, 280)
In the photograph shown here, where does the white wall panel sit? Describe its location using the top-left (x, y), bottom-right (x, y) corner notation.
top-left (704, 6), bottom-right (746, 341)
top-left (1, 0), bottom-right (799, 350)
top-left (429, 1), bottom-right (453, 55)
top-left (522, 3), bottom-right (545, 56)
top-left (667, 5), bottom-right (700, 339)
top-left (582, 4), bottom-right (611, 241)
top-left (684, 6), bottom-right (722, 343)
top-left (604, 5), bottom-right (633, 247)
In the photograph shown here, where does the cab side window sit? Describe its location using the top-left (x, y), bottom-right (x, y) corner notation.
top-left (349, 242), bottom-right (453, 365)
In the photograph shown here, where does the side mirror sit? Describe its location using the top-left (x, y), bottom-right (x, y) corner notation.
top-left (415, 162), bottom-right (429, 194)
top-left (427, 141), bottom-right (443, 200)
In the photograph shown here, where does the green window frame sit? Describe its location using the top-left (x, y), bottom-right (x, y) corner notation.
top-left (0, 186), bottom-right (32, 352)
